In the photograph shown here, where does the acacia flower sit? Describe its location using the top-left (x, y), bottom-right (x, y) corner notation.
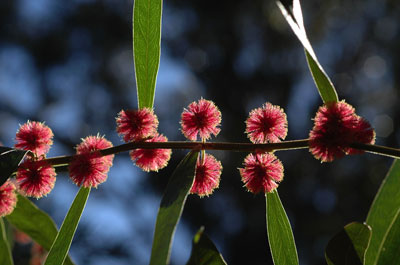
top-left (239, 153), bottom-right (284, 194)
top-left (16, 159), bottom-right (56, 198)
top-left (181, 99), bottom-right (221, 141)
top-left (15, 121), bottom-right (53, 156)
top-left (190, 154), bottom-right (222, 197)
top-left (245, 102), bottom-right (288, 143)
top-left (130, 133), bottom-right (172, 172)
top-left (116, 108), bottom-right (159, 142)
top-left (0, 180), bottom-right (17, 217)
top-left (69, 135), bottom-right (114, 188)
top-left (309, 101), bottom-right (375, 162)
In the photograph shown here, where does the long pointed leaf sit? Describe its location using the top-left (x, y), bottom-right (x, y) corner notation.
top-left (266, 190), bottom-right (299, 265)
top-left (6, 195), bottom-right (74, 265)
top-left (133, 0), bottom-right (163, 108)
top-left (325, 222), bottom-right (372, 265)
top-left (277, 0), bottom-right (338, 103)
top-left (0, 219), bottom-right (13, 265)
top-left (375, 208), bottom-right (400, 265)
top-left (186, 227), bottom-right (227, 265)
top-left (365, 160), bottom-right (400, 265)
top-left (44, 187), bottom-right (90, 265)
top-left (0, 147), bottom-right (29, 186)
top-left (150, 151), bottom-right (199, 265)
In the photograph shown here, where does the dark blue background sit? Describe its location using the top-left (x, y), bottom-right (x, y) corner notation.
top-left (1, 0), bottom-right (399, 264)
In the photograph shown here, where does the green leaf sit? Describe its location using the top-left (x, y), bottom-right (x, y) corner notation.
top-left (0, 219), bottom-right (13, 265)
top-left (6, 195), bottom-right (74, 265)
top-left (44, 187), bottom-right (90, 265)
top-left (266, 190), bottom-right (299, 265)
top-left (150, 151), bottom-right (199, 265)
top-left (0, 147), bottom-right (29, 186)
top-left (186, 227), bottom-right (227, 265)
top-left (375, 208), bottom-right (400, 265)
top-left (277, 0), bottom-right (338, 103)
top-left (365, 159), bottom-right (400, 265)
top-left (325, 222), bottom-right (372, 265)
top-left (133, 0), bottom-right (163, 109)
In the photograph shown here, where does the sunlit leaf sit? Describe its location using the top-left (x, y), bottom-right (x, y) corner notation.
top-left (133, 0), bottom-right (163, 108)
top-left (0, 146), bottom-right (29, 186)
top-left (0, 219), bottom-right (13, 265)
top-left (277, 0), bottom-right (338, 103)
top-left (365, 159), bottom-right (400, 265)
top-left (150, 151), bottom-right (199, 265)
top-left (6, 195), bottom-right (74, 265)
top-left (186, 226), bottom-right (227, 265)
top-left (44, 187), bottom-right (90, 265)
top-left (266, 190), bottom-right (299, 265)
top-left (325, 222), bottom-right (372, 265)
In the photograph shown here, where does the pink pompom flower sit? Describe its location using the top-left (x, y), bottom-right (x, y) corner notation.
top-left (69, 135), bottom-right (114, 188)
top-left (239, 153), bottom-right (284, 194)
top-left (190, 154), bottom-right (222, 197)
top-left (130, 133), bottom-right (172, 172)
top-left (309, 101), bottom-right (375, 162)
top-left (0, 181), bottom-right (17, 217)
top-left (116, 108), bottom-right (159, 142)
top-left (245, 102), bottom-right (288, 143)
top-left (15, 121), bottom-right (53, 156)
top-left (181, 99), bottom-right (221, 141)
top-left (16, 159), bottom-right (56, 198)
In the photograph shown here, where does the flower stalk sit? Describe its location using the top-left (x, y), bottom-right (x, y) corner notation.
top-left (42, 139), bottom-right (400, 167)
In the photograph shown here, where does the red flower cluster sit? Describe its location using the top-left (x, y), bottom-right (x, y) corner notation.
top-left (238, 102), bottom-right (287, 194)
top-left (14, 121), bottom-right (57, 198)
top-left (190, 154), bottom-right (222, 197)
top-left (15, 121), bottom-right (53, 157)
top-left (239, 153), bottom-right (284, 194)
top-left (181, 99), bottom-right (221, 141)
top-left (245, 102), bottom-right (288, 143)
top-left (116, 107), bottom-right (172, 172)
top-left (309, 101), bottom-right (375, 162)
top-left (116, 108), bottom-right (158, 142)
top-left (180, 99), bottom-right (224, 197)
top-left (69, 135), bottom-right (114, 188)
top-left (130, 133), bottom-right (172, 172)
top-left (0, 181), bottom-right (17, 217)
top-left (16, 159), bottom-right (56, 198)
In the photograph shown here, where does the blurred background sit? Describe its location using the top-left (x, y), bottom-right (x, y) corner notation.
top-left (1, 0), bottom-right (399, 264)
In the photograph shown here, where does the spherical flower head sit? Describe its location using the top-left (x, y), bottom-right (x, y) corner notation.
top-left (239, 153), bottom-right (284, 194)
top-left (309, 101), bottom-right (375, 162)
top-left (190, 154), bottom-right (222, 197)
top-left (130, 133), bottom-right (172, 172)
top-left (0, 181), bottom-right (17, 217)
top-left (69, 135), bottom-right (114, 188)
top-left (15, 121), bottom-right (53, 156)
top-left (16, 159), bottom-right (56, 198)
top-left (181, 99), bottom-right (221, 141)
top-left (245, 102), bottom-right (288, 143)
top-left (116, 108), bottom-right (159, 142)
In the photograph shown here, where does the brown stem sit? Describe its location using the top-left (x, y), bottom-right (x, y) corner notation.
top-left (42, 139), bottom-right (400, 167)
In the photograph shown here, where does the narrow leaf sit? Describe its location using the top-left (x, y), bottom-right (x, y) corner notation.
top-left (133, 0), bottom-right (163, 108)
top-left (375, 208), bottom-right (400, 265)
top-left (6, 195), bottom-right (74, 265)
top-left (365, 160), bottom-right (400, 265)
top-left (266, 190), bottom-right (299, 265)
top-left (277, 1), bottom-right (338, 103)
top-left (325, 222), bottom-right (372, 265)
top-left (150, 151), bottom-right (199, 265)
top-left (45, 187), bottom-right (90, 265)
top-left (186, 226), bottom-right (227, 265)
top-left (0, 219), bottom-right (13, 265)
top-left (0, 147), bottom-right (29, 186)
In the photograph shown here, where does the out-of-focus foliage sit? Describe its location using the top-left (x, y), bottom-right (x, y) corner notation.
top-left (1, 0), bottom-right (399, 264)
